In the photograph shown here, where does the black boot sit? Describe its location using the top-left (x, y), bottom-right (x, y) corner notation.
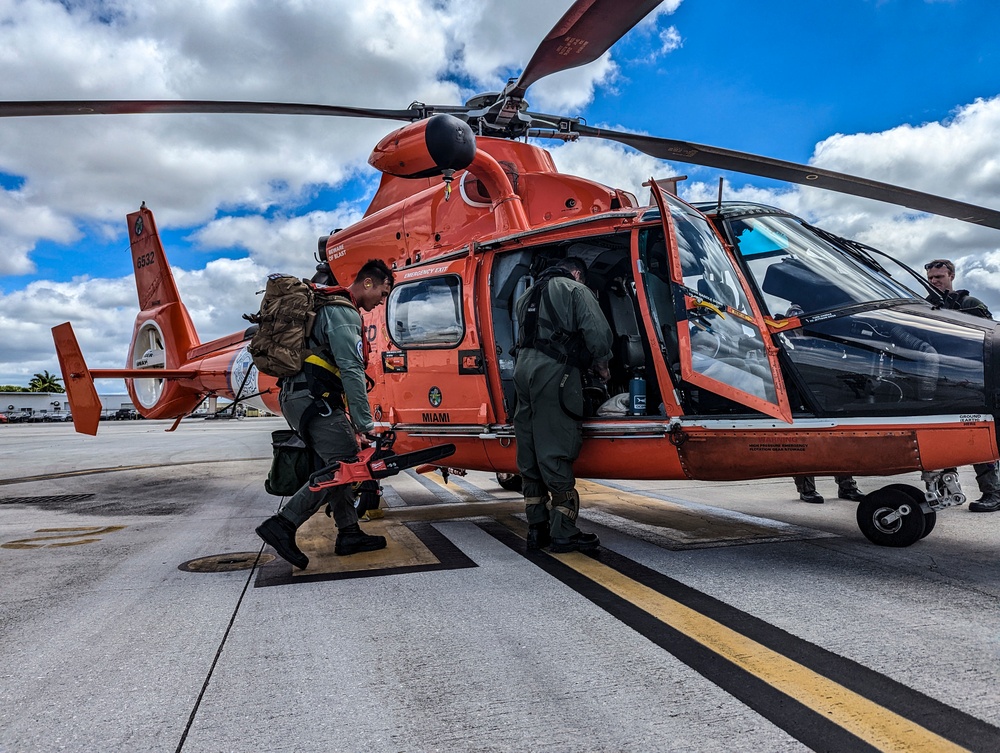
top-left (256, 515), bottom-right (308, 569)
top-left (549, 531), bottom-right (600, 553)
top-left (837, 485), bottom-right (865, 501)
top-left (335, 523), bottom-right (387, 556)
top-left (526, 522), bottom-right (551, 551)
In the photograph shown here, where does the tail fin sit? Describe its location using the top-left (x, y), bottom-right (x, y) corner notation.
top-left (52, 205), bottom-right (205, 434)
top-left (128, 203), bottom-right (187, 312)
top-left (52, 320), bottom-right (200, 434)
top-left (124, 204), bottom-right (204, 418)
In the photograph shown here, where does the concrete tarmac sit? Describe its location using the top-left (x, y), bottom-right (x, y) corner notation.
top-left (2, 418), bottom-right (999, 752)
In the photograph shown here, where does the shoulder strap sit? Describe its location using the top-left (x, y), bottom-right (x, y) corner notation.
top-left (308, 286), bottom-right (371, 368)
top-left (518, 269), bottom-right (573, 349)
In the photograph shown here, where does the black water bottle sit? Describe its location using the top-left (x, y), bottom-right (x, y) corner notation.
top-left (628, 368), bottom-right (646, 416)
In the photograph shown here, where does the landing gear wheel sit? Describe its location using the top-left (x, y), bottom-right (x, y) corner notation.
top-left (496, 473), bottom-right (523, 492)
top-left (856, 488), bottom-right (926, 547)
top-left (354, 480), bottom-right (382, 517)
top-left (880, 483), bottom-right (936, 539)
top-left (921, 510), bottom-right (937, 538)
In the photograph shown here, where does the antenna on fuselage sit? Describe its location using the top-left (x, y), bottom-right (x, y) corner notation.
top-left (716, 177), bottom-right (725, 215)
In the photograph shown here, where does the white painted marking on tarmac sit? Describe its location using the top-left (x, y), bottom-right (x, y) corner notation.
top-left (591, 478), bottom-right (833, 533)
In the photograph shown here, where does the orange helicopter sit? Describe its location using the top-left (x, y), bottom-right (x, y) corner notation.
top-left (6, 0), bottom-right (1000, 547)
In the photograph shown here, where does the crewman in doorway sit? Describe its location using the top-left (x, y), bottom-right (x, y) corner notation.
top-left (513, 257), bottom-right (613, 552)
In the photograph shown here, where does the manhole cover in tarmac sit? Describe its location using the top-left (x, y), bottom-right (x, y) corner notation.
top-left (178, 552), bottom-right (274, 572)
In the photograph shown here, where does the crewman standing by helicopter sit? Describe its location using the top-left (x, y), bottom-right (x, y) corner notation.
top-left (925, 258), bottom-right (1000, 513)
top-left (513, 257), bottom-right (614, 552)
top-left (255, 259), bottom-right (395, 568)
top-left (925, 259), bottom-right (993, 318)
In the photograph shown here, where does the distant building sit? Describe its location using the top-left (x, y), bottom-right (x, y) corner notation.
top-left (0, 393), bottom-right (136, 422)
top-left (1, 392), bottom-right (266, 423)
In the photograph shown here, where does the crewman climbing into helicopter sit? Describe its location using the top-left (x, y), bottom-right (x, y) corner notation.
top-left (255, 259), bottom-right (395, 569)
top-left (513, 256), bottom-right (613, 552)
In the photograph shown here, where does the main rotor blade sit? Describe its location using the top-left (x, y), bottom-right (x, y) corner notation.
top-left (508, 0), bottom-right (665, 102)
top-left (0, 100), bottom-right (422, 121)
top-left (577, 124), bottom-right (1000, 230)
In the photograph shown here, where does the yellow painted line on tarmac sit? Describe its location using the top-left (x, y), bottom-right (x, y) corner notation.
top-left (554, 550), bottom-right (968, 753)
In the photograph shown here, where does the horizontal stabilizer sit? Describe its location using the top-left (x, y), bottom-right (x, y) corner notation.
top-left (90, 368), bottom-right (198, 379)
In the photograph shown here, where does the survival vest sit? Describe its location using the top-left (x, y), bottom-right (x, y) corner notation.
top-left (516, 268), bottom-right (592, 369)
top-left (243, 274), bottom-right (363, 378)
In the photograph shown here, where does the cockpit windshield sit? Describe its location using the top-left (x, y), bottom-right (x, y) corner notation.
top-left (729, 215), bottom-right (918, 318)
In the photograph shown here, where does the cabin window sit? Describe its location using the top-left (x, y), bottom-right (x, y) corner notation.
top-left (386, 275), bottom-right (464, 348)
top-left (640, 215), bottom-right (779, 408)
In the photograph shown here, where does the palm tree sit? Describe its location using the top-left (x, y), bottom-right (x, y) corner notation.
top-left (28, 370), bottom-right (64, 393)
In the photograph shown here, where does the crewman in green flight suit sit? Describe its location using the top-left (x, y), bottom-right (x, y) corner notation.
top-left (256, 259), bottom-right (394, 569)
top-left (513, 256), bottom-right (614, 552)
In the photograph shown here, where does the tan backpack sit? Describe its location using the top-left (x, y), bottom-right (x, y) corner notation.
top-left (243, 274), bottom-right (356, 378)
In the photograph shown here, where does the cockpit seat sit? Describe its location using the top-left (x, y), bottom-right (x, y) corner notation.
top-left (697, 276), bottom-right (736, 309)
top-left (762, 257), bottom-right (851, 312)
top-left (607, 278), bottom-right (644, 371)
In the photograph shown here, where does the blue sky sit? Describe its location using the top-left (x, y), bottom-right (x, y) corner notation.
top-left (2, 0), bottom-right (1000, 386)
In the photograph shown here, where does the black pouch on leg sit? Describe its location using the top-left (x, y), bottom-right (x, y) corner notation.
top-left (264, 429), bottom-right (312, 496)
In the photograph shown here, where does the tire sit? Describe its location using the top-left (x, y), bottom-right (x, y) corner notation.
top-left (856, 487), bottom-right (926, 547)
top-left (354, 480), bottom-right (382, 516)
top-left (921, 510), bottom-right (937, 538)
top-left (880, 483), bottom-right (936, 538)
top-left (496, 473), bottom-right (523, 492)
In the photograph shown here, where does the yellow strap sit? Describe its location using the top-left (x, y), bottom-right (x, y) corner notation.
top-left (304, 354), bottom-right (341, 377)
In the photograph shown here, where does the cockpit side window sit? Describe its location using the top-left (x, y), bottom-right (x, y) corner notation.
top-left (782, 307), bottom-right (988, 416)
top-left (730, 215), bottom-right (916, 317)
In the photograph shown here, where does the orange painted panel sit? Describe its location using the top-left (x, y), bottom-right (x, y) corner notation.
top-left (676, 430), bottom-right (921, 481)
top-left (916, 425), bottom-right (999, 469)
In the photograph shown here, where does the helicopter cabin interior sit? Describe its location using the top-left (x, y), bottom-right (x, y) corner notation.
top-left (486, 214), bottom-right (778, 425)
top-left (488, 229), bottom-right (662, 423)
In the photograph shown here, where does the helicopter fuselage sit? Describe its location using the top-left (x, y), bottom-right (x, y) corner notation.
top-left (125, 133), bottom-right (997, 487)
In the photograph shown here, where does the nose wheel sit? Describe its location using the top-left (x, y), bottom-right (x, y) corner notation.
top-left (878, 483), bottom-right (936, 538)
top-left (856, 486), bottom-right (930, 547)
top-left (495, 472), bottom-right (523, 492)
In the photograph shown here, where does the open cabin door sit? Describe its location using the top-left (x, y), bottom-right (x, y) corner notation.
top-left (649, 183), bottom-right (791, 422)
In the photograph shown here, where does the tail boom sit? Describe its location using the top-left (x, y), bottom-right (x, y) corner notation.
top-left (52, 204), bottom-right (281, 434)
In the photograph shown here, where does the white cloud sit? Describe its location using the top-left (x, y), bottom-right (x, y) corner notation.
top-left (0, 258), bottom-right (271, 387)
top-left (659, 26), bottom-right (683, 55)
top-left (546, 138), bottom-right (676, 199)
top-left (670, 96), bottom-right (1000, 310)
top-left (2, 0), bottom-right (685, 385)
top-left (6, 0), bottom-right (1000, 385)
top-left (0, 191), bottom-right (82, 276)
top-left (190, 208), bottom-right (366, 271)
top-left (793, 97), bottom-right (1000, 295)
top-left (0, 0), bottom-right (679, 261)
